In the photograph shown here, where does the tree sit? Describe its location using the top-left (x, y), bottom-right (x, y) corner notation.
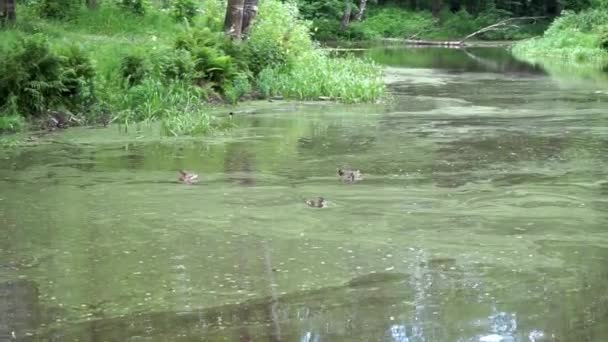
top-left (241, 0), bottom-right (258, 35)
top-left (431, 0), bottom-right (442, 17)
top-left (339, 0), bottom-right (352, 31)
top-left (224, 0), bottom-right (258, 39)
top-left (0, 0), bottom-right (16, 23)
top-left (224, 0), bottom-right (245, 38)
top-left (354, 0), bottom-right (367, 21)
top-left (86, 0), bottom-right (98, 9)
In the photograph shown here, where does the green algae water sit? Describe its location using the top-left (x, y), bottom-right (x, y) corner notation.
top-left (2, 47), bottom-right (608, 341)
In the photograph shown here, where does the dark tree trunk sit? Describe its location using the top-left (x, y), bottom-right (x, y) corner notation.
top-left (224, 0), bottom-right (245, 39)
top-left (545, 0), bottom-right (559, 16)
top-left (409, 0), bottom-right (417, 11)
top-left (86, 0), bottom-right (97, 9)
top-left (241, 0), bottom-right (258, 36)
top-left (339, 0), bottom-right (352, 31)
top-left (354, 0), bottom-right (367, 21)
top-left (431, 0), bottom-right (441, 17)
top-left (1, 0), bottom-right (16, 23)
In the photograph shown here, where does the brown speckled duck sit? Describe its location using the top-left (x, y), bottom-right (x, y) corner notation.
top-left (306, 197), bottom-right (326, 208)
top-left (178, 170), bottom-right (199, 184)
top-left (337, 167), bottom-right (363, 183)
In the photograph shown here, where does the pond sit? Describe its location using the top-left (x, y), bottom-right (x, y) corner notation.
top-left (2, 46), bottom-right (608, 342)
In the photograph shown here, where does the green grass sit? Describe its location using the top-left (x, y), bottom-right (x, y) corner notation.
top-left (512, 9), bottom-right (608, 66)
top-left (1, 0), bottom-right (386, 137)
top-left (256, 51), bottom-right (384, 103)
top-left (0, 115), bottom-right (26, 133)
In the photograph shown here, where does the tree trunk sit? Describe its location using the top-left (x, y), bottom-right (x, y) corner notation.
top-left (409, 0), bottom-right (417, 11)
top-left (339, 0), bottom-right (352, 31)
top-left (86, 0), bottom-right (98, 9)
top-left (241, 0), bottom-right (258, 36)
top-left (431, 0), bottom-right (441, 17)
top-left (354, 0), bottom-right (367, 21)
top-left (224, 0), bottom-right (245, 39)
top-left (1, 0), bottom-right (16, 23)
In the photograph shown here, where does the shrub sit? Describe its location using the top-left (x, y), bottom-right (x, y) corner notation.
top-left (120, 54), bottom-right (148, 88)
top-left (246, 0), bottom-right (313, 73)
top-left (173, 27), bottom-right (238, 91)
top-left (160, 48), bottom-right (199, 82)
top-left (222, 72), bottom-right (251, 104)
top-left (0, 34), bottom-right (66, 116)
top-left (0, 115), bottom-right (26, 133)
top-left (58, 44), bottom-right (96, 111)
top-left (513, 9), bottom-right (608, 64)
top-left (120, 0), bottom-right (147, 16)
top-left (352, 7), bottom-right (435, 40)
top-left (38, 0), bottom-right (81, 19)
top-left (170, 0), bottom-right (198, 22)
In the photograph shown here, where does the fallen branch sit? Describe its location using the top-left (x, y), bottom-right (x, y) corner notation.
top-left (458, 16), bottom-right (546, 44)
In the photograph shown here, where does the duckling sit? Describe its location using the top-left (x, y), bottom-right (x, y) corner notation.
top-left (178, 170), bottom-right (199, 184)
top-left (337, 167), bottom-right (363, 183)
top-left (306, 197), bottom-right (326, 208)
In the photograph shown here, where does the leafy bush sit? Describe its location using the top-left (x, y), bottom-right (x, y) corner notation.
top-left (58, 44), bottom-right (96, 111)
top-left (246, 0), bottom-right (313, 74)
top-left (513, 9), bottom-right (608, 64)
top-left (0, 115), bottom-right (26, 133)
top-left (120, 0), bottom-right (147, 16)
top-left (222, 72), bottom-right (252, 104)
top-left (160, 48), bottom-right (199, 82)
top-left (120, 54), bottom-right (148, 88)
top-left (38, 0), bottom-right (80, 19)
top-left (350, 8), bottom-right (436, 40)
top-left (0, 34), bottom-right (66, 116)
top-left (170, 0), bottom-right (198, 22)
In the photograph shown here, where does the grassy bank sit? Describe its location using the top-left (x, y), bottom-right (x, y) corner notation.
top-left (0, 0), bottom-right (384, 135)
top-left (512, 9), bottom-right (608, 66)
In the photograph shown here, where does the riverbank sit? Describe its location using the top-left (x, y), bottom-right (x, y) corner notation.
top-left (512, 9), bottom-right (608, 67)
top-left (0, 1), bottom-right (384, 136)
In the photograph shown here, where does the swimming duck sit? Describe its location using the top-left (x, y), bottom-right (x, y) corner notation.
top-left (337, 167), bottom-right (363, 183)
top-left (306, 197), bottom-right (326, 208)
top-left (178, 170), bottom-right (199, 184)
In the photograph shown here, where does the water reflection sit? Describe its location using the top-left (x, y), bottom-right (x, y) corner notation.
top-left (2, 46), bottom-right (608, 342)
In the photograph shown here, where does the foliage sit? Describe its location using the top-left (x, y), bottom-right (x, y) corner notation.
top-left (1, 0), bottom-right (386, 137)
top-left (159, 48), bottom-right (199, 82)
top-left (38, 0), bottom-right (81, 19)
top-left (255, 51), bottom-right (384, 103)
top-left (120, 54), bottom-right (149, 88)
top-left (170, 0), bottom-right (198, 22)
top-left (246, 0), bottom-right (313, 73)
top-left (120, 0), bottom-right (147, 15)
top-left (347, 7), bottom-right (436, 40)
top-left (222, 72), bottom-right (252, 104)
top-left (513, 9), bottom-right (608, 64)
top-left (0, 115), bottom-right (26, 133)
top-left (0, 34), bottom-right (91, 116)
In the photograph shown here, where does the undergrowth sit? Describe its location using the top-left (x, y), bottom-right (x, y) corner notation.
top-left (0, 0), bottom-right (385, 135)
top-left (512, 9), bottom-right (608, 65)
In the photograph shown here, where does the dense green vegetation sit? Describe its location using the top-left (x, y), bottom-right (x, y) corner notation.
top-left (298, 0), bottom-right (585, 41)
top-left (0, 0), bottom-right (384, 135)
top-left (513, 3), bottom-right (608, 65)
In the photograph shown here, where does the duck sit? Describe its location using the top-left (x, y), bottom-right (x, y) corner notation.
top-left (178, 170), bottom-right (199, 184)
top-left (337, 167), bottom-right (363, 183)
top-left (306, 197), bottom-right (326, 208)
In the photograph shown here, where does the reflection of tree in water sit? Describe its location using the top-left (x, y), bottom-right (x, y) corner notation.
top-left (224, 142), bottom-right (256, 186)
top-left (0, 279), bottom-right (41, 340)
top-left (432, 130), bottom-right (569, 188)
